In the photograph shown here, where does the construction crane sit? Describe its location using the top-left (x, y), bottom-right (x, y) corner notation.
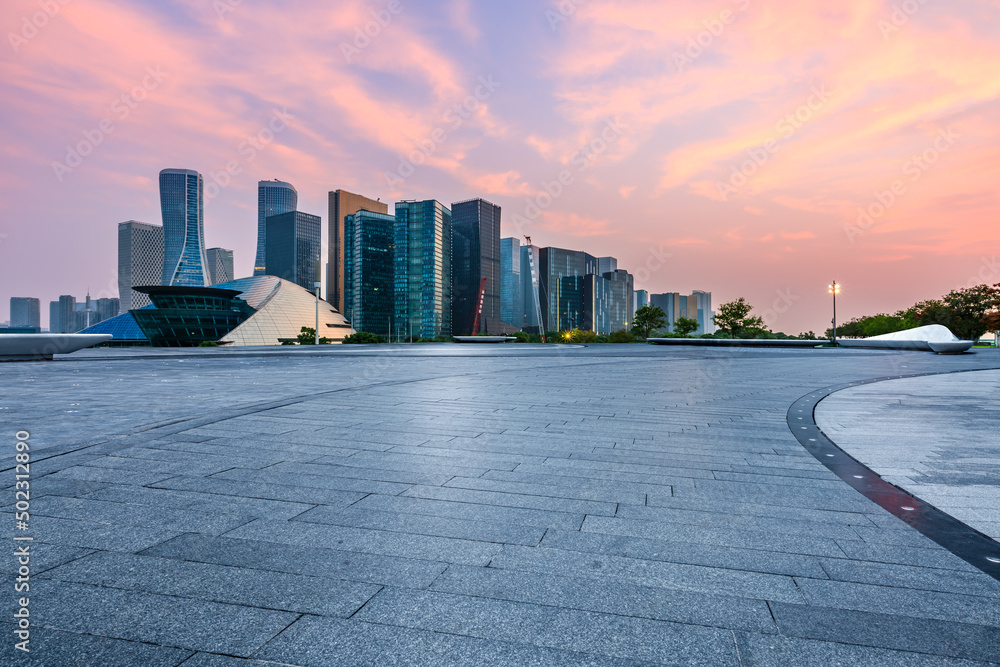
top-left (524, 236), bottom-right (546, 343)
top-left (471, 277), bottom-right (487, 335)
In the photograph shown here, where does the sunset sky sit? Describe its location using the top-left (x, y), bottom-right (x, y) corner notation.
top-left (2, 0), bottom-right (998, 333)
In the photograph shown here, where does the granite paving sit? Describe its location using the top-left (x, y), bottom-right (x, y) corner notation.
top-left (2, 343), bottom-right (999, 665)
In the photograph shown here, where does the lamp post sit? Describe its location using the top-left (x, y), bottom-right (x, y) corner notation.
top-left (828, 281), bottom-right (840, 346)
top-left (314, 282), bottom-right (322, 345)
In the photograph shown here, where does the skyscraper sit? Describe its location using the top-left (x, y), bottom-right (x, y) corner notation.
top-left (598, 257), bottom-right (618, 275)
top-left (538, 246), bottom-right (598, 331)
top-left (118, 220), bottom-right (164, 310)
top-left (328, 190), bottom-right (387, 312)
top-left (520, 244), bottom-right (541, 331)
top-left (265, 211), bottom-right (322, 292)
top-left (10, 297), bottom-right (40, 330)
top-left (160, 169), bottom-right (208, 287)
top-left (634, 289), bottom-right (649, 316)
top-left (207, 247), bottom-right (235, 286)
top-left (500, 238), bottom-right (522, 328)
top-left (255, 180), bottom-right (297, 276)
top-left (451, 198), bottom-right (501, 335)
top-left (394, 200), bottom-right (452, 339)
top-left (50, 295), bottom-right (77, 333)
top-left (604, 269), bottom-right (634, 332)
top-left (345, 210), bottom-right (395, 338)
top-left (649, 291), bottom-right (714, 333)
top-left (94, 298), bottom-right (120, 324)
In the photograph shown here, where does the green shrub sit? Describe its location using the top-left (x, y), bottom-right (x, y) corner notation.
top-left (198, 340), bottom-right (219, 347)
top-left (608, 329), bottom-right (636, 343)
top-left (342, 332), bottom-right (386, 344)
top-left (511, 331), bottom-right (530, 343)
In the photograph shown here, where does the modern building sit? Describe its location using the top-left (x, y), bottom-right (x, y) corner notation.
top-left (345, 210), bottom-right (396, 338)
top-left (634, 289), bottom-right (649, 315)
top-left (582, 274), bottom-right (611, 334)
top-left (49, 295), bottom-right (78, 333)
top-left (394, 200), bottom-right (452, 339)
top-left (81, 276), bottom-right (352, 346)
top-left (604, 269), bottom-right (634, 332)
top-left (94, 298), bottom-right (120, 324)
top-left (538, 246), bottom-right (598, 332)
top-left (265, 211), bottom-right (322, 292)
top-left (118, 220), bottom-right (164, 310)
top-left (207, 247), bottom-right (235, 286)
top-left (649, 291), bottom-right (714, 334)
top-left (160, 169), bottom-right (209, 287)
top-left (255, 180), bottom-right (297, 276)
top-left (10, 298), bottom-right (40, 330)
top-left (328, 190), bottom-right (387, 312)
top-left (451, 198), bottom-right (501, 335)
top-left (598, 257), bottom-right (618, 275)
top-left (520, 244), bottom-right (541, 331)
top-left (500, 238), bottom-right (523, 329)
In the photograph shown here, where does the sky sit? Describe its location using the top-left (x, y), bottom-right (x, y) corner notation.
top-left (1, 0), bottom-right (999, 333)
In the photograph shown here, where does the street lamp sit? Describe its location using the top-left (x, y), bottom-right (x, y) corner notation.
top-left (314, 282), bottom-right (322, 345)
top-left (828, 281), bottom-right (840, 345)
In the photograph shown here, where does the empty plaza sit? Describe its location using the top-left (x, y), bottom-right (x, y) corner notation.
top-left (3, 344), bottom-right (1000, 666)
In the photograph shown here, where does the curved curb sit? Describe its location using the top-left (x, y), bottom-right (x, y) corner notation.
top-left (787, 372), bottom-right (1000, 582)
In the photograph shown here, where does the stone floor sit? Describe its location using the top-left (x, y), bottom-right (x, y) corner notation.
top-left (2, 344), bottom-right (999, 666)
top-left (817, 369), bottom-right (1000, 541)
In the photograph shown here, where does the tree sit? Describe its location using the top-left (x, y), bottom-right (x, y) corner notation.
top-left (566, 328), bottom-right (598, 343)
top-left (342, 332), bottom-right (386, 344)
top-left (941, 284), bottom-right (1000, 340)
top-left (712, 297), bottom-right (765, 338)
top-left (631, 305), bottom-right (667, 339)
top-left (672, 316), bottom-right (700, 337)
top-left (297, 327), bottom-right (331, 345)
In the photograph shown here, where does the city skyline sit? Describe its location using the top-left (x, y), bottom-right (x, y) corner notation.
top-left (2, 1), bottom-right (998, 332)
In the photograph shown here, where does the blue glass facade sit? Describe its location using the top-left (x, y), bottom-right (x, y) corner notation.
top-left (500, 238), bottom-right (522, 328)
top-left (160, 169), bottom-right (208, 287)
top-left (346, 211), bottom-right (395, 337)
top-left (604, 269), bottom-right (635, 332)
top-left (451, 199), bottom-right (501, 335)
top-left (394, 200), bottom-right (452, 339)
top-left (265, 211), bottom-right (322, 292)
top-left (255, 180), bottom-right (297, 276)
top-left (539, 247), bottom-right (598, 331)
top-left (520, 244), bottom-right (541, 331)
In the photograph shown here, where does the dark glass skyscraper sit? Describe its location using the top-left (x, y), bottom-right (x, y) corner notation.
top-left (265, 211), bottom-right (322, 292)
top-left (603, 269), bottom-right (634, 332)
top-left (10, 297), bottom-right (40, 330)
top-left (160, 169), bottom-right (208, 287)
top-left (500, 238), bottom-right (522, 328)
top-left (329, 190), bottom-right (387, 311)
top-left (345, 210), bottom-right (395, 338)
top-left (451, 198), bottom-right (501, 335)
top-left (394, 200), bottom-right (452, 339)
top-left (539, 247), bottom-right (597, 331)
top-left (255, 180), bottom-right (297, 276)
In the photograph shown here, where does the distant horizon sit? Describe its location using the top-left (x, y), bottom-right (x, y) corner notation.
top-left (2, 0), bottom-right (998, 333)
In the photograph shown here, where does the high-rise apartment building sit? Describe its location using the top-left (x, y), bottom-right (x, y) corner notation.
top-left (160, 169), bottom-right (208, 287)
top-left (255, 180), bottom-right (297, 276)
top-left (94, 298), bottom-right (120, 324)
top-left (649, 291), bottom-right (714, 333)
top-left (328, 190), bottom-right (387, 312)
top-left (451, 199), bottom-right (501, 335)
top-left (265, 211), bottom-right (322, 292)
top-left (49, 295), bottom-right (77, 333)
top-left (207, 247), bottom-right (234, 286)
top-left (345, 210), bottom-right (396, 338)
top-left (500, 238), bottom-right (522, 328)
top-left (118, 220), bottom-right (164, 310)
top-left (634, 289), bottom-right (649, 316)
top-left (394, 200), bottom-right (452, 339)
top-left (10, 297), bottom-right (40, 330)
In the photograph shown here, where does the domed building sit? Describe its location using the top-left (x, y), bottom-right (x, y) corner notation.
top-left (81, 276), bottom-right (353, 346)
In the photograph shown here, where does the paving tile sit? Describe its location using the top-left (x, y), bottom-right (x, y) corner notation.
top-left (0, 626), bottom-right (192, 667)
top-left (351, 492), bottom-right (585, 530)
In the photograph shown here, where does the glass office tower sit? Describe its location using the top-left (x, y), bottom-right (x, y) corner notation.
top-left (119, 220), bottom-right (164, 310)
top-left (500, 238), bottom-right (522, 329)
top-left (207, 247), bottom-right (235, 286)
top-left (451, 198), bottom-right (501, 335)
top-left (10, 297), bottom-right (41, 330)
top-left (344, 210), bottom-right (395, 338)
top-left (394, 200), bottom-right (452, 340)
top-left (538, 246), bottom-right (598, 332)
top-left (255, 180), bottom-right (297, 276)
top-left (160, 169), bottom-right (209, 287)
top-left (604, 269), bottom-right (635, 332)
top-left (265, 211), bottom-right (322, 292)
top-left (328, 190), bottom-right (387, 311)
